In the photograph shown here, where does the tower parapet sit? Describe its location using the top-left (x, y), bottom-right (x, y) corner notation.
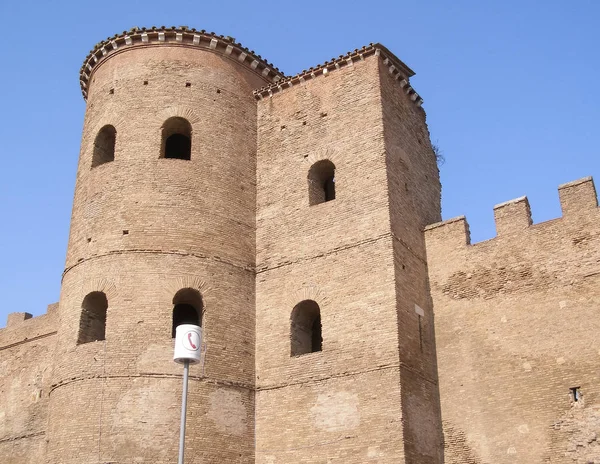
top-left (80, 26), bottom-right (284, 99)
top-left (254, 43), bottom-right (424, 107)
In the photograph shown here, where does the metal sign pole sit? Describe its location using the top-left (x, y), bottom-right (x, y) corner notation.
top-left (173, 324), bottom-right (201, 464)
top-left (178, 359), bottom-right (190, 464)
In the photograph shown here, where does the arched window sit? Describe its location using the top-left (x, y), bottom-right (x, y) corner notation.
top-left (308, 160), bottom-right (336, 205)
top-left (290, 300), bottom-right (322, 356)
top-left (172, 288), bottom-right (203, 338)
top-left (92, 125), bottom-right (116, 167)
top-left (77, 292), bottom-right (108, 344)
top-left (161, 117), bottom-right (192, 160)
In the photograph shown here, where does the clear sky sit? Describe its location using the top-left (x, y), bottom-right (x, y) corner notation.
top-left (0, 0), bottom-right (598, 322)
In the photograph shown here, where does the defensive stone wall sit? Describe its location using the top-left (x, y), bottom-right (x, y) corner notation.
top-left (0, 305), bottom-right (58, 464)
top-left (425, 177), bottom-right (600, 463)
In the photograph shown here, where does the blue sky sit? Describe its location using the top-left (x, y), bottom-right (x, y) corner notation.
top-left (0, 0), bottom-right (598, 322)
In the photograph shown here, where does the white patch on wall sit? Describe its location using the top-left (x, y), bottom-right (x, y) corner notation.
top-left (367, 446), bottom-right (384, 459)
top-left (517, 424), bottom-right (529, 434)
top-left (111, 379), bottom-right (178, 458)
top-left (310, 391), bottom-right (360, 432)
top-left (208, 389), bottom-right (247, 436)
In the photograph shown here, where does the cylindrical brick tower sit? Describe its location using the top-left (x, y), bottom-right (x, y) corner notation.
top-left (46, 27), bottom-right (282, 464)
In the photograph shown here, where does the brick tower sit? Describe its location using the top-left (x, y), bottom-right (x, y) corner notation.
top-left (253, 45), bottom-right (443, 463)
top-left (45, 28), bottom-right (282, 463)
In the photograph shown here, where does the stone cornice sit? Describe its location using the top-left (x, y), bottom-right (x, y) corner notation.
top-left (79, 26), bottom-right (285, 100)
top-left (253, 43), bottom-right (423, 107)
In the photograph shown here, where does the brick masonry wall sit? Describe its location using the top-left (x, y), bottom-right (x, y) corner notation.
top-left (0, 305), bottom-right (57, 463)
top-left (255, 54), bottom-right (443, 463)
top-left (45, 44), bottom-right (270, 463)
top-left (425, 177), bottom-right (600, 463)
top-left (379, 59), bottom-right (443, 463)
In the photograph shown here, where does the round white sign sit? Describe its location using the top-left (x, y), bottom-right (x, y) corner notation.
top-left (182, 329), bottom-right (200, 352)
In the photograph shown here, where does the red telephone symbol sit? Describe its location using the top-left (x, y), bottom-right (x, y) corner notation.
top-left (188, 333), bottom-right (197, 350)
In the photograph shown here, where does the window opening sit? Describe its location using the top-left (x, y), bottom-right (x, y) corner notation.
top-left (161, 117), bottom-right (192, 160)
top-left (570, 387), bottom-right (581, 402)
top-left (77, 292), bottom-right (108, 344)
top-left (308, 160), bottom-right (336, 206)
top-left (290, 300), bottom-right (322, 356)
top-left (92, 125), bottom-right (116, 167)
top-left (171, 288), bottom-right (203, 338)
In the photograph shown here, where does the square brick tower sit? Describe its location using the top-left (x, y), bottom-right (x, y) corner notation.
top-left (254, 45), bottom-right (443, 463)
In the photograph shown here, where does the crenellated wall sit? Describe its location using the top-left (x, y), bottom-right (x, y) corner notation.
top-left (0, 305), bottom-right (58, 464)
top-left (425, 177), bottom-right (600, 463)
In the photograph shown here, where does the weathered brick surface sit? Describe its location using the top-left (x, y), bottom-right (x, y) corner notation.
top-left (0, 304), bottom-right (57, 463)
top-left (255, 56), bottom-right (442, 462)
top-left (44, 43), bottom-right (268, 463)
top-left (425, 177), bottom-right (600, 463)
top-left (380, 59), bottom-right (444, 463)
top-left (4, 27), bottom-right (597, 464)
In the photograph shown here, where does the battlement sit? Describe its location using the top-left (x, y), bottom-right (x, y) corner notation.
top-left (80, 26), bottom-right (285, 99)
top-left (0, 303), bottom-right (58, 350)
top-left (1, 303), bottom-right (58, 332)
top-left (425, 177), bottom-right (598, 247)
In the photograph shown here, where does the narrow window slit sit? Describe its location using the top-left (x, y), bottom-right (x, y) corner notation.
top-left (161, 117), bottom-right (192, 160)
top-left (92, 125), bottom-right (116, 167)
top-left (77, 292), bottom-right (108, 344)
top-left (290, 300), bottom-right (322, 356)
top-left (171, 288), bottom-right (203, 338)
top-left (308, 160), bottom-right (336, 205)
